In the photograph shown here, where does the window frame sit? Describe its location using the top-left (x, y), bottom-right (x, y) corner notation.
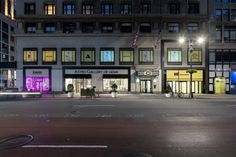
top-left (24, 3), bottom-right (36, 15)
top-left (168, 23), bottom-right (180, 33)
top-left (63, 3), bottom-right (75, 15)
top-left (120, 3), bottom-right (132, 15)
top-left (101, 3), bottom-right (113, 15)
top-left (61, 48), bottom-right (76, 65)
top-left (119, 48), bottom-right (134, 65)
top-left (42, 48), bottom-right (57, 64)
top-left (140, 23), bottom-right (152, 33)
top-left (44, 23), bottom-right (56, 33)
top-left (139, 48), bottom-right (154, 64)
top-left (169, 3), bottom-right (180, 14)
top-left (100, 48), bottom-right (115, 65)
top-left (44, 3), bottom-right (56, 15)
top-left (101, 23), bottom-right (113, 33)
top-left (82, 3), bottom-right (94, 15)
top-left (23, 48), bottom-right (38, 65)
top-left (80, 48), bottom-right (96, 65)
top-left (120, 23), bottom-right (132, 33)
top-left (140, 2), bottom-right (151, 14)
top-left (187, 48), bottom-right (202, 65)
top-left (25, 23), bottom-right (37, 33)
top-left (167, 48), bottom-right (182, 65)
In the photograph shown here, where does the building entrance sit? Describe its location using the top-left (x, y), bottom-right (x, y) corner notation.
top-left (140, 80), bottom-right (152, 93)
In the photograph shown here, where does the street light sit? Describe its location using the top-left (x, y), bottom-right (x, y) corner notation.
top-left (179, 36), bottom-right (205, 98)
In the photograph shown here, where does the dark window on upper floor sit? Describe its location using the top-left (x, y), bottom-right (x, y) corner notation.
top-left (215, 25), bottom-right (222, 41)
top-left (63, 3), bottom-right (75, 15)
top-left (140, 23), bottom-right (151, 33)
top-left (10, 46), bottom-right (14, 51)
top-left (82, 3), bottom-right (94, 15)
top-left (223, 0), bottom-right (229, 3)
top-left (169, 3), bottom-right (180, 14)
top-left (10, 26), bottom-right (14, 32)
top-left (140, 3), bottom-right (151, 14)
top-left (120, 23), bottom-right (132, 33)
top-left (231, 9), bottom-right (236, 21)
top-left (2, 22), bottom-right (8, 33)
top-left (24, 3), bottom-right (35, 15)
top-left (2, 33), bottom-right (8, 43)
top-left (223, 9), bottom-right (230, 21)
top-left (101, 4), bottom-right (113, 15)
top-left (215, 9), bottom-right (222, 21)
top-left (215, 0), bottom-right (221, 2)
top-left (101, 23), bottom-right (113, 33)
top-left (187, 23), bottom-right (199, 33)
top-left (63, 22), bottom-right (76, 33)
top-left (232, 0), bottom-right (236, 3)
top-left (224, 26), bottom-right (236, 42)
top-left (44, 23), bottom-right (56, 33)
top-left (168, 23), bottom-right (179, 33)
top-left (120, 3), bottom-right (131, 15)
top-left (25, 23), bottom-right (36, 33)
top-left (81, 23), bottom-right (94, 33)
top-left (188, 3), bottom-right (199, 14)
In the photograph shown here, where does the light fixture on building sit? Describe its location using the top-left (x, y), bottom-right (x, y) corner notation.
top-left (153, 78), bottom-right (157, 83)
top-left (136, 78), bottom-right (140, 83)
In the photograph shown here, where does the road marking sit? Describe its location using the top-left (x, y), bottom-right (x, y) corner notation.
top-left (75, 105), bottom-right (115, 108)
top-left (22, 145), bottom-right (108, 149)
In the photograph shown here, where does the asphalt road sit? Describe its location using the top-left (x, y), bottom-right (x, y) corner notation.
top-left (0, 96), bottom-right (236, 157)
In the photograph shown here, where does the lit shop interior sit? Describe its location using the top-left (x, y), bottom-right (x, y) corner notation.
top-left (25, 77), bottom-right (50, 92)
top-left (65, 78), bottom-right (128, 93)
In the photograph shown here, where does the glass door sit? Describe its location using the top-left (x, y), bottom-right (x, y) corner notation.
top-left (140, 80), bottom-right (152, 93)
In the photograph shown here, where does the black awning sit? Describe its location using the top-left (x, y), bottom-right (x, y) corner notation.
top-left (0, 62), bottom-right (17, 69)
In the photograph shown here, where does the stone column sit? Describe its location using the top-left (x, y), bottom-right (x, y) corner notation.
top-left (10, 0), bottom-right (14, 19)
top-left (4, 0), bottom-right (8, 16)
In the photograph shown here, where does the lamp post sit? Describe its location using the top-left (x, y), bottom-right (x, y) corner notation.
top-left (179, 36), bottom-right (205, 99)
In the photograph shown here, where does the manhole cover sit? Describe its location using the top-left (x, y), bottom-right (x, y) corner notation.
top-left (124, 152), bottom-right (153, 157)
top-left (0, 135), bottom-right (34, 150)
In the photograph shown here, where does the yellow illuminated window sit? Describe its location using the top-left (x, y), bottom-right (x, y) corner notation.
top-left (44, 4), bottom-right (55, 15)
top-left (188, 49), bottom-right (202, 63)
top-left (120, 49), bottom-right (134, 64)
top-left (62, 49), bottom-right (76, 63)
top-left (81, 49), bottom-right (95, 63)
top-left (139, 49), bottom-right (153, 63)
top-left (43, 49), bottom-right (57, 63)
top-left (23, 49), bottom-right (37, 63)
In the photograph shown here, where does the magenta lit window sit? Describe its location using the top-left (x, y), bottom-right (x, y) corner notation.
top-left (26, 77), bottom-right (50, 92)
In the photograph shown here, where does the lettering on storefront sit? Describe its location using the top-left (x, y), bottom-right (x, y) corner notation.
top-left (137, 70), bottom-right (159, 76)
top-left (32, 71), bottom-right (42, 75)
top-left (65, 69), bottom-right (128, 75)
top-left (26, 69), bottom-right (49, 77)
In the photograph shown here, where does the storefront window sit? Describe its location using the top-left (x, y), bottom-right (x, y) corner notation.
top-left (43, 48), bottom-right (57, 64)
top-left (26, 77), bottom-right (49, 92)
top-left (62, 49), bottom-right (76, 63)
top-left (81, 48), bottom-right (95, 64)
top-left (103, 79), bottom-right (128, 92)
top-left (139, 48), bottom-right (154, 64)
top-left (65, 78), bottom-right (92, 93)
top-left (100, 49), bottom-right (115, 64)
top-left (23, 49), bottom-right (37, 64)
top-left (188, 49), bottom-right (202, 64)
top-left (120, 49), bottom-right (134, 64)
top-left (167, 49), bottom-right (182, 64)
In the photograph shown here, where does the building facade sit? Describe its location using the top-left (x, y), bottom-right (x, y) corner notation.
top-left (0, 0), bottom-right (16, 89)
top-left (207, 0), bottom-right (236, 94)
top-left (15, 0), bottom-right (209, 95)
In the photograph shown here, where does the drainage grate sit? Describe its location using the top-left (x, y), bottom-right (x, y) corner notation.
top-left (0, 135), bottom-right (34, 150)
top-left (124, 152), bottom-right (153, 157)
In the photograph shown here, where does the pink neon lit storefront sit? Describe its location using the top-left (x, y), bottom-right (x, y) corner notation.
top-left (24, 68), bottom-right (50, 92)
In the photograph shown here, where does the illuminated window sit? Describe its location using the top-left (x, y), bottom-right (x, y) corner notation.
top-left (23, 48), bottom-right (37, 64)
top-left (167, 49), bottom-right (182, 64)
top-left (44, 4), bottom-right (56, 15)
top-left (120, 48), bottom-right (134, 64)
top-left (139, 48), bottom-right (153, 64)
top-left (42, 48), bottom-right (57, 64)
top-left (82, 3), bottom-right (93, 15)
top-left (62, 48), bottom-right (76, 64)
top-left (81, 48), bottom-right (95, 64)
top-left (100, 48), bottom-right (115, 64)
top-left (188, 49), bottom-right (202, 64)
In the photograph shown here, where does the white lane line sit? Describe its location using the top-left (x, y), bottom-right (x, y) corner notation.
top-left (22, 145), bottom-right (108, 149)
top-left (75, 105), bottom-right (115, 108)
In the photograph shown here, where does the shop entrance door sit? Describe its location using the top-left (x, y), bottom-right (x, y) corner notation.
top-left (140, 80), bottom-right (152, 93)
top-left (215, 77), bottom-right (226, 94)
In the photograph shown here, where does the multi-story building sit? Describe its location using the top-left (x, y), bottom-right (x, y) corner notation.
top-left (15, 0), bottom-right (209, 95)
top-left (208, 0), bottom-right (236, 94)
top-left (0, 0), bottom-right (16, 89)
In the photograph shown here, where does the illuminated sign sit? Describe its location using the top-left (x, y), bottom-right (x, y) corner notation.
top-left (65, 69), bottom-right (128, 75)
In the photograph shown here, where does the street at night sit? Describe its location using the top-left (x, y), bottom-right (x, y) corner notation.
top-left (0, 95), bottom-right (236, 157)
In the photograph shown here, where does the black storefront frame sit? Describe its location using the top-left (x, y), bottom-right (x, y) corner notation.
top-left (63, 66), bottom-right (131, 92)
top-left (23, 66), bottom-right (52, 92)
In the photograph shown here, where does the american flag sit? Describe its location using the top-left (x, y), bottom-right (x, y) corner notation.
top-left (131, 30), bottom-right (139, 48)
top-left (156, 31), bottom-right (161, 47)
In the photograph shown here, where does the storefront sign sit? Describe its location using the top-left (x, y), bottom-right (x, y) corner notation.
top-left (137, 70), bottom-right (159, 76)
top-left (26, 69), bottom-right (49, 77)
top-left (65, 69), bottom-right (128, 75)
top-left (166, 70), bottom-right (203, 81)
